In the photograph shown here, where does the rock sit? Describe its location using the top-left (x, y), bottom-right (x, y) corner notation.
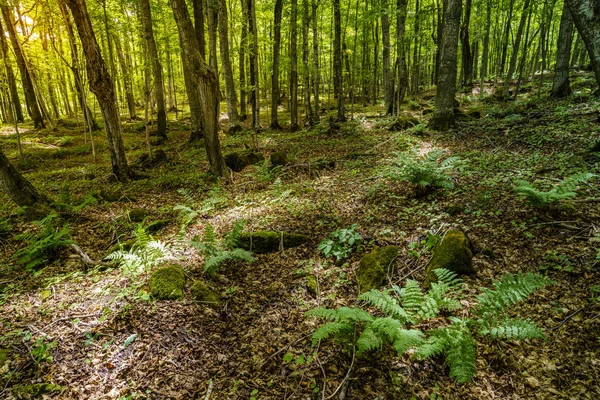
top-left (424, 230), bottom-right (475, 287)
top-left (190, 280), bottom-right (221, 308)
top-left (150, 265), bottom-right (186, 300)
top-left (146, 220), bottom-right (169, 234)
top-left (526, 376), bottom-right (540, 389)
top-left (224, 150), bottom-right (265, 172)
top-left (481, 247), bottom-right (498, 260)
top-left (356, 246), bottom-right (399, 293)
top-left (12, 383), bottom-right (64, 398)
top-left (444, 203), bottom-right (465, 216)
top-left (389, 116), bottom-right (420, 131)
top-left (134, 149), bottom-right (168, 168)
top-left (97, 189), bottom-right (122, 202)
top-left (237, 231), bottom-right (308, 253)
top-left (129, 208), bottom-right (149, 222)
top-left (270, 152), bottom-right (289, 167)
top-left (306, 275), bottom-right (318, 297)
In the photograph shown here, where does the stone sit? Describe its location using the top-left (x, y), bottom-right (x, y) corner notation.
top-left (97, 189), bottom-right (122, 202)
top-left (270, 152), bottom-right (289, 167)
top-left (150, 265), bottom-right (186, 300)
top-left (306, 275), bottom-right (318, 297)
top-left (424, 230), bottom-right (475, 287)
top-left (224, 150), bottom-right (265, 172)
top-left (356, 246), bottom-right (399, 293)
top-left (190, 280), bottom-right (221, 308)
top-left (129, 208), bottom-right (149, 222)
top-left (12, 383), bottom-right (64, 398)
top-left (237, 231), bottom-right (308, 253)
top-left (146, 220), bottom-right (169, 234)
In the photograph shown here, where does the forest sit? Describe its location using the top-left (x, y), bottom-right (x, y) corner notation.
top-left (0, 0), bottom-right (599, 398)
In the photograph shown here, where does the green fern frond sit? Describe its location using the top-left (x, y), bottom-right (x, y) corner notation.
top-left (443, 327), bottom-right (477, 383)
top-left (434, 268), bottom-right (463, 288)
top-left (414, 333), bottom-right (449, 360)
top-left (479, 317), bottom-right (546, 340)
top-left (390, 329), bottom-right (425, 356)
top-left (336, 307), bottom-right (374, 323)
top-left (356, 327), bottom-right (384, 354)
top-left (311, 322), bottom-right (354, 346)
top-left (225, 220), bottom-right (246, 249)
top-left (305, 307), bottom-right (339, 321)
top-left (394, 280), bottom-right (425, 314)
top-left (359, 289), bottom-right (413, 323)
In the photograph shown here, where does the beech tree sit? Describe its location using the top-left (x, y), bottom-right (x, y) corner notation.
top-left (218, 0), bottom-right (241, 132)
top-left (552, 1), bottom-right (575, 97)
top-left (0, 147), bottom-right (47, 208)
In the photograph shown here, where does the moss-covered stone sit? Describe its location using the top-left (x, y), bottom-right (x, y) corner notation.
top-left (12, 383), bottom-right (64, 398)
top-left (97, 189), bottom-right (122, 202)
top-left (306, 275), bottom-right (318, 297)
top-left (356, 246), bottom-right (399, 293)
top-left (389, 116), bottom-right (420, 131)
top-left (190, 280), bottom-right (221, 308)
top-left (224, 150), bottom-right (265, 172)
top-left (129, 208), bottom-right (149, 222)
top-left (150, 265), bottom-right (186, 300)
top-left (237, 231), bottom-right (308, 253)
top-left (270, 152), bottom-right (289, 167)
top-left (444, 203), bottom-right (465, 216)
top-left (0, 348), bottom-right (8, 366)
top-left (424, 230), bottom-right (475, 287)
top-left (146, 219), bottom-right (169, 234)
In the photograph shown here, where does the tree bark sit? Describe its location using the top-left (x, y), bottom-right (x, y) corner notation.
top-left (551, 1), bottom-right (574, 97)
top-left (207, 0), bottom-right (219, 75)
top-left (429, 0), bottom-right (462, 131)
top-left (502, 0), bottom-right (531, 98)
top-left (192, 0), bottom-right (206, 60)
top-left (290, 0), bottom-right (299, 131)
top-left (239, 0), bottom-right (247, 120)
top-left (270, 0), bottom-right (284, 129)
top-left (247, 0), bottom-right (260, 129)
top-left (218, 0), bottom-right (241, 131)
top-left (394, 0), bottom-right (408, 113)
top-left (114, 36), bottom-right (137, 120)
top-left (460, 0), bottom-right (473, 90)
top-left (0, 16), bottom-right (22, 122)
top-left (140, 0), bottom-right (167, 140)
top-left (312, 0), bottom-right (320, 122)
top-left (479, 0), bottom-right (491, 95)
top-left (64, 0), bottom-right (131, 181)
top-left (1, 6), bottom-right (44, 129)
top-left (170, 0), bottom-right (227, 177)
top-left (302, 0), bottom-right (314, 125)
top-left (565, 0), bottom-right (600, 91)
top-left (0, 146), bottom-right (47, 208)
top-left (333, 0), bottom-right (345, 121)
top-left (382, 0), bottom-right (393, 114)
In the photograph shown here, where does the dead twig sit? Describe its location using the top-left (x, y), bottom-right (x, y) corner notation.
top-left (71, 244), bottom-right (114, 269)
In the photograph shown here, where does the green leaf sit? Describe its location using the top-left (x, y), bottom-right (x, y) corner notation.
top-left (123, 333), bottom-right (137, 348)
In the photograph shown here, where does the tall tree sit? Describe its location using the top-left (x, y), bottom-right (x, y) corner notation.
top-left (290, 0), bottom-right (299, 131)
top-left (479, 0), bottom-right (491, 95)
top-left (565, 0), bottom-right (600, 90)
top-left (239, 0), bottom-right (248, 120)
top-left (247, 0), bottom-right (260, 129)
top-left (218, 0), bottom-right (241, 132)
top-left (192, 0), bottom-right (206, 60)
top-left (64, 0), bottom-right (131, 181)
top-left (1, 6), bottom-right (44, 129)
top-left (311, 0), bottom-right (320, 122)
top-left (551, 1), bottom-right (574, 97)
top-left (394, 0), bottom-right (408, 113)
top-left (460, 0), bottom-right (473, 90)
top-left (169, 0), bottom-right (227, 177)
top-left (0, 16), bottom-right (22, 123)
top-left (270, 0), bottom-right (284, 129)
top-left (207, 0), bottom-right (219, 75)
top-left (430, 0), bottom-right (462, 131)
top-left (333, 0), bottom-right (345, 121)
top-left (302, 0), bottom-right (314, 125)
top-left (140, 0), bottom-right (167, 141)
top-left (502, 0), bottom-right (531, 98)
top-left (382, 0), bottom-right (393, 115)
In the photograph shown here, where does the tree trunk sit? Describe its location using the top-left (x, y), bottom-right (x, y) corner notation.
top-left (460, 0), bottom-right (473, 90)
top-left (290, 0), bottom-right (299, 131)
top-left (192, 0), bottom-right (206, 60)
top-left (218, 0), bottom-right (241, 132)
top-left (502, 0), bottom-right (531, 98)
top-left (270, 0), bottom-right (284, 129)
top-left (382, 0), bottom-right (393, 114)
top-left (480, 0), bottom-right (491, 95)
top-left (0, 146), bottom-right (47, 208)
top-left (499, 0), bottom-right (516, 77)
top-left (333, 0), bottom-right (345, 121)
top-left (64, 0), bottom-right (131, 181)
top-left (565, 0), bottom-right (600, 91)
top-left (182, 48), bottom-right (204, 142)
top-left (312, 0), bottom-right (320, 122)
top-left (0, 16), bottom-right (22, 122)
top-left (429, 0), bottom-right (462, 131)
top-left (247, 0), bottom-right (260, 129)
top-left (551, 1), bottom-right (574, 97)
top-left (114, 36), bottom-right (137, 120)
top-left (239, 0), bottom-right (247, 120)
top-left (302, 0), bottom-right (313, 125)
top-left (394, 0), bottom-right (408, 112)
top-left (207, 0), bottom-right (219, 76)
top-left (170, 0), bottom-right (227, 177)
top-left (140, 0), bottom-right (167, 141)
top-left (1, 6), bottom-right (44, 129)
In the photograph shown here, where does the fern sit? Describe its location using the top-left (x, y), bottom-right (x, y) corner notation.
top-left (13, 212), bottom-right (74, 271)
top-left (190, 221), bottom-right (254, 277)
top-left (308, 269), bottom-right (551, 383)
top-left (515, 172), bottom-right (596, 208)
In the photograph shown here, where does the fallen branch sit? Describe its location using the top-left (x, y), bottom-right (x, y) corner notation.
top-left (71, 244), bottom-right (114, 269)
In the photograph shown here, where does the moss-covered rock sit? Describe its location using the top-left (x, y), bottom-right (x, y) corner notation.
top-left (306, 275), bottom-right (318, 297)
top-left (146, 219), bottom-right (169, 234)
top-left (12, 383), bottom-right (64, 398)
top-left (389, 116), bottom-right (420, 131)
top-left (356, 246), bottom-right (399, 293)
top-left (270, 152), bottom-right (289, 167)
top-left (0, 348), bottom-right (8, 366)
top-left (150, 265), bottom-right (186, 300)
top-left (224, 150), bottom-right (265, 172)
top-left (424, 230), bottom-right (475, 287)
top-left (97, 189), bottom-right (122, 202)
top-left (237, 231), bottom-right (308, 253)
top-left (129, 208), bottom-right (149, 222)
top-left (190, 280), bottom-right (221, 308)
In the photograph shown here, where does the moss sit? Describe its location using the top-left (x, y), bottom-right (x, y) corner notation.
top-left (237, 231), bottom-right (308, 253)
top-left (270, 152), bottom-right (289, 167)
top-left (129, 208), bottom-right (149, 222)
top-left (190, 280), bottom-right (221, 308)
top-left (150, 265), bottom-right (186, 300)
top-left (356, 246), bottom-right (399, 293)
top-left (97, 189), bottom-right (122, 202)
top-left (12, 383), bottom-right (64, 398)
top-left (0, 348), bottom-right (8, 366)
top-left (306, 275), bottom-right (318, 297)
top-left (146, 219), bottom-right (169, 234)
top-left (424, 230), bottom-right (475, 287)
top-left (224, 150), bottom-right (265, 172)
top-left (444, 203), bottom-right (465, 216)
top-left (110, 238), bottom-right (136, 253)
top-left (389, 116), bottom-right (420, 131)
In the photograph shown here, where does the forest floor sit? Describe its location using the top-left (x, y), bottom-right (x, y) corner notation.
top-left (1, 75), bottom-right (600, 400)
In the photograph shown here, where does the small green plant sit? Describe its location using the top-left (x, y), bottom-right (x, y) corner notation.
top-left (174, 187), bottom-right (227, 227)
top-left (0, 218), bottom-right (11, 237)
top-left (307, 269), bottom-right (551, 383)
top-left (249, 160), bottom-right (282, 183)
top-left (408, 232), bottom-right (441, 257)
top-left (514, 172), bottom-right (595, 209)
top-left (30, 337), bottom-right (56, 364)
top-left (13, 212), bottom-right (74, 271)
top-left (538, 251), bottom-right (574, 273)
top-left (190, 220), bottom-right (254, 276)
top-left (106, 225), bottom-right (172, 276)
top-left (318, 224), bottom-right (362, 261)
top-left (383, 149), bottom-right (462, 195)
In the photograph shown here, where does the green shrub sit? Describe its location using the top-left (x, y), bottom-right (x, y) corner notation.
top-left (318, 224), bottom-right (362, 261)
top-left (514, 172), bottom-right (595, 209)
top-left (307, 269), bottom-right (551, 383)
